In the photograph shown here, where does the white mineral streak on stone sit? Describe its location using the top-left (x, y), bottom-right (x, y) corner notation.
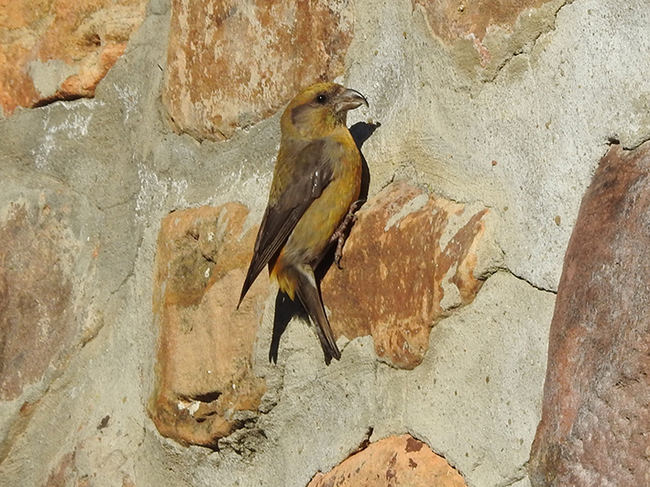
top-left (384, 193), bottom-right (429, 231)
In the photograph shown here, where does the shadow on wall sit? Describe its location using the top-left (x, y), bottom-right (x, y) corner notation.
top-left (350, 120), bottom-right (381, 204)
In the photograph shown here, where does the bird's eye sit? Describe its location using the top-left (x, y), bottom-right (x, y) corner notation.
top-left (316, 94), bottom-right (327, 104)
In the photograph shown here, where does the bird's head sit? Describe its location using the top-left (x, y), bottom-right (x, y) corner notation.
top-left (281, 82), bottom-right (368, 138)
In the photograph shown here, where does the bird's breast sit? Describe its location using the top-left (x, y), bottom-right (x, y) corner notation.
top-left (282, 143), bottom-right (361, 266)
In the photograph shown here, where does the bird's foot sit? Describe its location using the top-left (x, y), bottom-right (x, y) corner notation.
top-left (331, 199), bottom-right (364, 269)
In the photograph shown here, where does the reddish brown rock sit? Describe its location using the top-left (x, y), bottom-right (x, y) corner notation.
top-left (0, 0), bottom-right (147, 116)
top-left (529, 143), bottom-right (650, 486)
top-left (163, 0), bottom-right (353, 140)
top-left (149, 204), bottom-right (267, 447)
top-left (308, 434), bottom-right (467, 486)
top-left (0, 201), bottom-right (79, 400)
top-left (322, 181), bottom-right (494, 369)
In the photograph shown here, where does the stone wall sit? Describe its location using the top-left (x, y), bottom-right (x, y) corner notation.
top-left (1, 0), bottom-right (648, 486)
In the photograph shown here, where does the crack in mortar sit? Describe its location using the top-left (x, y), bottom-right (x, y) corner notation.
top-left (490, 266), bottom-right (557, 295)
top-left (621, 134), bottom-right (650, 151)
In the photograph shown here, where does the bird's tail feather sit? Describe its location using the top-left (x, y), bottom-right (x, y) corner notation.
top-left (294, 265), bottom-right (341, 364)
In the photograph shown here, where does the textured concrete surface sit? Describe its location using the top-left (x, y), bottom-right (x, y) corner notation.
top-left (346, 0), bottom-right (650, 290)
top-left (372, 272), bottom-right (555, 486)
top-left (0, 0), bottom-right (648, 485)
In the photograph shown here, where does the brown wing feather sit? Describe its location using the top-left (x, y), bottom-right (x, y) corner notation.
top-left (293, 264), bottom-right (341, 364)
top-left (238, 139), bottom-right (333, 306)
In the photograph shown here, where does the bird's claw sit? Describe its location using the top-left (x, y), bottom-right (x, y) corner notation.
top-left (331, 200), bottom-right (364, 269)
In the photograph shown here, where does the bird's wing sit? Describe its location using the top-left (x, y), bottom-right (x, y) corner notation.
top-left (238, 139), bottom-right (333, 306)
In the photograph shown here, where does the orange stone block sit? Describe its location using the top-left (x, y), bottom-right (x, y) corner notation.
top-left (413, 0), bottom-right (554, 69)
top-left (148, 204), bottom-right (267, 447)
top-left (309, 434), bottom-right (467, 487)
top-left (0, 0), bottom-right (147, 115)
top-left (163, 0), bottom-right (353, 140)
top-left (322, 181), bottom-right (491, 369)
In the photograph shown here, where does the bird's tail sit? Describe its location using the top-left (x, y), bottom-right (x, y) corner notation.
top-left (293, 264), bottom-right (341, 364)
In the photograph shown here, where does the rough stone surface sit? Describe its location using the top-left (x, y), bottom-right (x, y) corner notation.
top-left (529, 143), bottom-right (650, 486)
top-left (149, 204), bottom-right (267, 447)
top-left (322, 181), bottom-right (500, 369)
top-left (0, 0), bottom-right (648, 486)
top-left (0, 0), bottom-right (147, 116)
top-left (163, 0), bottom-right (353, 140)
top-left (0, 201), bottom-right (76, 400)
top-left (308, 434), bottom-right (467, 486)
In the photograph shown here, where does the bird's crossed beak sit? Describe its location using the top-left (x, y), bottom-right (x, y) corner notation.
top-left (334, 88), bottom-right (369, 113)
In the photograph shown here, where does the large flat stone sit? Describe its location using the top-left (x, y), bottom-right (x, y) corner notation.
top-left (148, 204), bottom-right (267, 447)
top-left (0, 0), bottom-right (147, 116)
top-left (0, 199), bottom-right (80, 400)
top-left (163, 0), bottom-right (353, 140)
top-left (322, 181), bottom-right (500, 369)
top-left (529, 143), bottom-right (650, 485)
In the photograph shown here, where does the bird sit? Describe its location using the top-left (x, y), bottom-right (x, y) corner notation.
top-left (238, 82), bottom-right (368, 364)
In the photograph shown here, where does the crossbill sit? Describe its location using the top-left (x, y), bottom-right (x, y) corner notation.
top-left (238, 82), bottom-right (368, 364)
